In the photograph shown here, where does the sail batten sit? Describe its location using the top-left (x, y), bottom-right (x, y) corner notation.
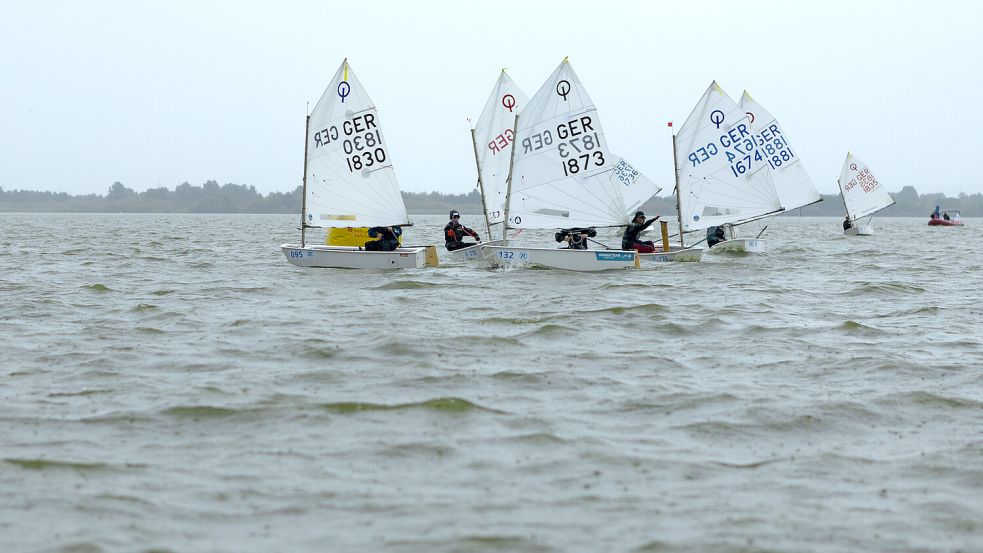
top-left (303, 60), bottom-right (409, 228)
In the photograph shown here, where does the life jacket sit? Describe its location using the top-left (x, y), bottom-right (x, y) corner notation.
top-left (444, 221), bottom-right (476, 243)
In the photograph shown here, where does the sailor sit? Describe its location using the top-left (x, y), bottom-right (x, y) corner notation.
top-left (621, 211), bottom-right (660, 253)
top-left (843, 216), bottom-right (854, 231)
top-left (364, 226), bottom-right (401, 252)
top-left (706, 225), bottom-right (727, 248)
top-left (443, 210), bottom-right (481, 251)
top-left (563, 230), bottom-right (589, 250)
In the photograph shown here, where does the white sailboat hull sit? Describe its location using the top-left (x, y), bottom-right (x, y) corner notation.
top-left (281, 244), bottom-right (438, 269)
top-left (447, 239), bottom-right (507, 262)
top-left (638, 246), bottom-right (705, 263)
top-left (483, 246), bottom-right (638, 271)
top-left (708, 238), bottom-right (765, 254)
top-left (844, 225), bottom-right (873, 236)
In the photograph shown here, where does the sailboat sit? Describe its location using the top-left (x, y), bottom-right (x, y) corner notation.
top-left (449, 70), bottom-right (527, 262)
top-left (281, 59), bottom-right (438, 269)
top-left (673, 82), bottom-right (784, 253)
top-left (837, 152), bottom-right (895, 236)
top-left (482, 58), bottom-right (661, 271)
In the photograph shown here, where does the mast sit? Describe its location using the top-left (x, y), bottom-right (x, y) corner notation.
top-left (837, 153), bottom-right (851, 218)
top-left (470, 127), bottom-right (493, 239)
top-left (501, 114), bottom-right (519, 242)
top-left (300, 113), bottom-right (311, 247)
top-left (671, 130), bottom-right (684, 248)
top-left (837, 178), bottom-right (850, 218)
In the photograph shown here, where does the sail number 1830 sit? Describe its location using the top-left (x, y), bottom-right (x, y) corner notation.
top-left (343, 130), bottom-right (387, 172)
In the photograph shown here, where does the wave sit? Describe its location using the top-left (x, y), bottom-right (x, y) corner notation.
top-left (874, 391), bottom-right (983, 410)
top-left (161, 405), bottom-right (241, 418)
top-left (375, 280), bottom-right (441, 290)
top-left (490, 370), bottom-right (550, 384)
top-left (300, 342), bottom-right (341, 359)
top-left (839, 320), bottom-right (882, 333)
top-left (869, 305), bottom-right (941, 318)
top-left (845, 281), bottom-right (926, 296)
top-left (578, 303), bottom-right (669, 316)
top-left (4, 458), bottom-right (110, 471)
top-left (83, 283), bottom-right (112, 292)
top-left (47, 388), bottom-right (112, 398)
top-left (482, 315), bottom-right (555, 325)
top-left (518, 324), bottom-right (569, 337)
top-left (319, 397), bottom-right (502, 414)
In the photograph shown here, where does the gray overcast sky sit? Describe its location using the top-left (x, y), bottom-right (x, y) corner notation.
top-left (2, 0), bottom-right (980, 198)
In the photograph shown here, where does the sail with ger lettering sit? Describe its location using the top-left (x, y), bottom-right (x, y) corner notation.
top-left (675, 82), bottom-right (782, 232)
top-left (739, 91), bottom-right (821, 212)
top-left (838, 152), bottom-right (895, 220)
top-left (304, 59), bottom-right (409, 228)
top-left (473, 70), bottom-right (528, 227)
top-left (505, 58), bottom-right (660, 229)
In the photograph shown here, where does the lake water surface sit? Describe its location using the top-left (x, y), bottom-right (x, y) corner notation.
top-left (1, 213), bottom-right (981, 552)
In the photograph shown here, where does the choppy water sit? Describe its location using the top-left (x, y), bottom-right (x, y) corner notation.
top-left (1, 213), bottom-right (981, 553)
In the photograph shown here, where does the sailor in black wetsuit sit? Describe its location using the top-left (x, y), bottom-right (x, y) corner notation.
top-left (563, 230), bottom-right (589, 249)
top-left (443, 210), bottom-right (481, 251)
top-left (843, 216), bottom-right (854, 231)
top-left (706, 225), bottom-right (726, 248)
top-left (364, 226), bottom-right (401, 251)
top-left (621, 211), bottom-right (660, 252)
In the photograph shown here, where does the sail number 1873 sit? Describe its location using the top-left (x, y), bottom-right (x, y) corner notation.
top-left (561, 151), bottom-right (605, 176)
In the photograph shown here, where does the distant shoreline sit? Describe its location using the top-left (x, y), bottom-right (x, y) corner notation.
top-left (1, 181), bottom-right (979, 217)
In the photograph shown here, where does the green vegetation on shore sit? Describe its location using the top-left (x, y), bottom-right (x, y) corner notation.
top-left (1, 181), bottom-right (979, 216)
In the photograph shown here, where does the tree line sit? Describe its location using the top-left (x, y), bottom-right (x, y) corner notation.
top-left (0, 181), bottom-right (979, 216)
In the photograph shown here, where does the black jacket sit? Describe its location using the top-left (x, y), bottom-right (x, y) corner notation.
top-left (621, 218), bottom-right (657, 249)
top-left (706, 226), bottom-right (726, 247)
top-left (444, 221), bottom-right (479, 245)
top-left (366, 226), bottom-right (401, 251)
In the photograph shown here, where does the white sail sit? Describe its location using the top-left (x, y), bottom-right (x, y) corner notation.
top-left (473, 70), bottom-right (528, 226)
top-left (738, 91), bottom-right (821, 211)
top-left (838, 152), bottom-right (895, 219)
top-left (675, 82), bottom-right (782, 232)
top-left (506, 59), bottom-right (660, 229)
top-left (303, 59), bottom-right (409, 228)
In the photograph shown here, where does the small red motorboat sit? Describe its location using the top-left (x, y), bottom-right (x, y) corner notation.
top-left (928, 210), bottom-right (964, 226)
